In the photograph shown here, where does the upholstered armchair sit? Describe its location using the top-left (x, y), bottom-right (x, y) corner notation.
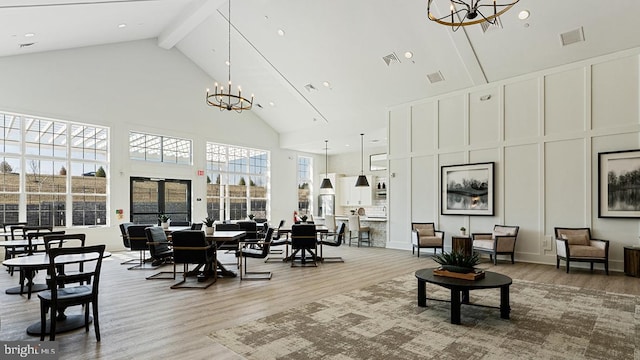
top-left (411, 223), bottom-right (444, 257)
top-left (554, 227), bottom-right (609, 275)
top-left (472, 225), bottom-right (519, 265)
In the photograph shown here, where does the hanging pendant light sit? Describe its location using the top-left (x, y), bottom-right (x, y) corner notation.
top-left (320, 140), bottom-right (333, 189)
top-left (355, 133), bottom-right (369, 187)
top-left (205, 0), bottom-right (253, 112)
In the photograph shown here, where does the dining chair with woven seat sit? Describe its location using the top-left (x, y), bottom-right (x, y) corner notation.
top-left (38, 244), bottom-right (106, 341)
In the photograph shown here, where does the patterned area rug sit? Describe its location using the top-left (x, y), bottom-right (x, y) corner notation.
top-left (209, 273), bottom-right (639, 360)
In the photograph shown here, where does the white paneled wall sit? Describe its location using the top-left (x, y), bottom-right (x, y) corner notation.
top-left (387, 48), bottom-right (640, 271)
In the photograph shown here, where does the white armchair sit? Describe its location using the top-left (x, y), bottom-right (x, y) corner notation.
top-left (411, 222), bottom-right (444, 257)
top-left (554, 227), bottom-right (609, 275)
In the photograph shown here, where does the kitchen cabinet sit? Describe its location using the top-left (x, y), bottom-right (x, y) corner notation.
top-left (339, 176), bottom-right (373, 206)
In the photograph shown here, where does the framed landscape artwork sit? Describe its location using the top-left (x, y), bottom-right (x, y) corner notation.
top-left (441, 162), bottom-right (494, 216)
top-left (598, 149), bottom-right (640, 218)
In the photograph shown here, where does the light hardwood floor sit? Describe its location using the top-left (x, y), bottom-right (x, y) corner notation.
top-left (1, 246), bottom-right (639, 359)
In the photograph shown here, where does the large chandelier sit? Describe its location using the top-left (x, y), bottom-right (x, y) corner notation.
top-left (206, 0), bottom-right (253, 112)
top-left (427, 0), bottom-right (520, 32)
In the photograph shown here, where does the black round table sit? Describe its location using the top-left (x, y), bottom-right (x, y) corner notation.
top-left (415, 268), bottom-right (512, 324)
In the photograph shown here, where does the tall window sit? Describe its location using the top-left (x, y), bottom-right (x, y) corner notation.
top-left (129, 131), bottom-right (191, 165)
top-left (297, 156), bottom-right (312, 216)
top-left (0, 112), bottom-right (108, 226)
top-left (206, 143), bottom-right (269, 221)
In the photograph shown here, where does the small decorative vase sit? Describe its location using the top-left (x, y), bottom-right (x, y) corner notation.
top-left (460, 231), bottom-right (467, 236)
top-left (205, 226), bottom-right (214, 236)
top-left (161, 222), bottom-right (169, 230)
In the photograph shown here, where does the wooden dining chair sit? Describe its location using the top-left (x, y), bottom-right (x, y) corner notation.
top-left (38, 244), bottom-right (106, 341)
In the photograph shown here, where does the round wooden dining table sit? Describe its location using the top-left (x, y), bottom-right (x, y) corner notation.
top-left (2, 251), bottom-right (111, 336)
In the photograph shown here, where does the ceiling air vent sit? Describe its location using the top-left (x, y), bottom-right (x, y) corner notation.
top-left (560, 27), bottom-right (584, 46)
top-left (426, 71), bottom-right (445, 84)
top-left (480, 17), bottom-right (502, 33)
top-left (19, 43), bottom-right (35, 48)
top-left (304, 84), bottom-right (317, 92)
top-left (382, 52), bottom-right (400, 66)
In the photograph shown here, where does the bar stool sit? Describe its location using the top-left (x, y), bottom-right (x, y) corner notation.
top-left (348, 215), bottom-right (371, 247)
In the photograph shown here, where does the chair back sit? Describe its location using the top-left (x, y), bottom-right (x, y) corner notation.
top-left (348, 215), bottom-right (361, 232)
top-left (43, 233), bottom-right (85, 251)
top-left (2, 222), bottom-right (27, 233)
top-left (12, 225), bottom-right (54, 240)
top-left (258, 227), bottom-right (275, 257)
top-left (291, 224), bottom-right (317, 249)
top-left (412, 222), bottom-right (436, 236)
top-left (237, 221), bottom-right (258, 240)
top-left (273, 220), bottom-right (286, 240)
top-left (335, 222), bottom-right (347, 245)
top-left (216, 223), bottom-right (240, 231)
top-left (127, 225), bottom-right (154, 251)
top-left (27, 230), bottom-right (66, 254)
top-left (190, 223), bottom-right (203, 230)
top-left (325, 215), bottom-right (336, 232)
top-left (46, 244), bottom-right (105, 300)
top-left (169, 221), bottom-right (190, 227)
top-left (145, 227), bottom-right (171, 257)
top-left (171, 230), bottom-right (214, 264)
top-left (119, 222), bottom-right (134, 248)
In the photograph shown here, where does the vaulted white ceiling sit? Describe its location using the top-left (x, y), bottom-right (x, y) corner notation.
top-left (2, 0), bottom-right (640, 154)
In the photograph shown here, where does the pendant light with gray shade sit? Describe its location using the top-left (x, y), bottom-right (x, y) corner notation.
top-left (355, 133), bottom-right (370, 187)
top-left (320, 140), bottom-right (333, 189)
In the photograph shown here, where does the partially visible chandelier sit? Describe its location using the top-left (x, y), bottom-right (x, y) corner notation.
top-left (427, 0), bottom-right (520, 32)
top-left (206, 0), bottom-right (253, 112)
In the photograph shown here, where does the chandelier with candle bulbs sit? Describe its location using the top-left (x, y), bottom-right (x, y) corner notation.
top-left (427, 0), bottom-right (520, 32)
top-left (206, 0), bottom-right (253, 112)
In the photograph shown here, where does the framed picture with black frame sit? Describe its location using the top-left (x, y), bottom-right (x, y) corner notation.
top-left (441, 162), bottom-right (494, 216)
top-left (598, 149), bottom-right (640, 218)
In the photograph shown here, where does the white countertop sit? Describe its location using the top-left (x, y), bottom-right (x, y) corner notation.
top-left (334, 216), bottom-right (387, 222)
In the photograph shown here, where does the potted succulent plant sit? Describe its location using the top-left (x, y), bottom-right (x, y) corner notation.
top-left (300, 214), bottom-right (308, 223)
top-left (460, 226), bottom-right (467, 236)
top-left (158, 213), bottom-right (170, 229)
top-left (203, 217), bottom-right (215, 235)
top-left (248, 214), bottom-right (255, 220)
top-left (432, 250), bottom-right (480, 274)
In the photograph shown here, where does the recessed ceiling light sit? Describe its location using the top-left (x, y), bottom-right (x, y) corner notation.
top-left (345, 144), bottom-right (350, 147)
top-left (404, 51), bottom-right (413, 59)
top-left (277, 29), bottom-right (285, 36)
top-left (225, 60), bottom-right (230, 66)
top-left (24, 33), bottom-right (35, 37)
top-left (117, 23), bottom-right (127, 29)
top-left (322, 81), bottom-right (330, 87)
top-left (269, 101), bottom-right (275, 107)
top-left (518, 10), bottom-right (530, 20)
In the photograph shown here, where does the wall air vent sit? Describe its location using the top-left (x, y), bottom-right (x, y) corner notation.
top-left (560, 27), bottom-right (584, 46)
top-left (426, 71), bottom-right (445, 84)
top-left (382, 52), bottom-right (400, 66)
top-left (480, 17), bottom-right (502, 33)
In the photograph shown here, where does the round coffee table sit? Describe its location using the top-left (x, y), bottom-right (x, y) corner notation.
top-left (415, 268), bottom-right (512, 324)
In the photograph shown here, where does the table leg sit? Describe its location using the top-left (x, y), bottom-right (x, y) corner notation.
top-left (450, 289), bottom-right (461, 324)
top-left (417, 279), bottom-right (426, 307)
top-left (461, 289), bottom-right (470, 304)
top-left (5, 267), bottom-right (47, 296)
top-left (500, 285), bottom-right (511, 319)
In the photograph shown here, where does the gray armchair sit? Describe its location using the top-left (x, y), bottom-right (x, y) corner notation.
top-left (472, 225), bottom-right (519, 265)
top-left (554, 227), bottom-right (609, 275)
